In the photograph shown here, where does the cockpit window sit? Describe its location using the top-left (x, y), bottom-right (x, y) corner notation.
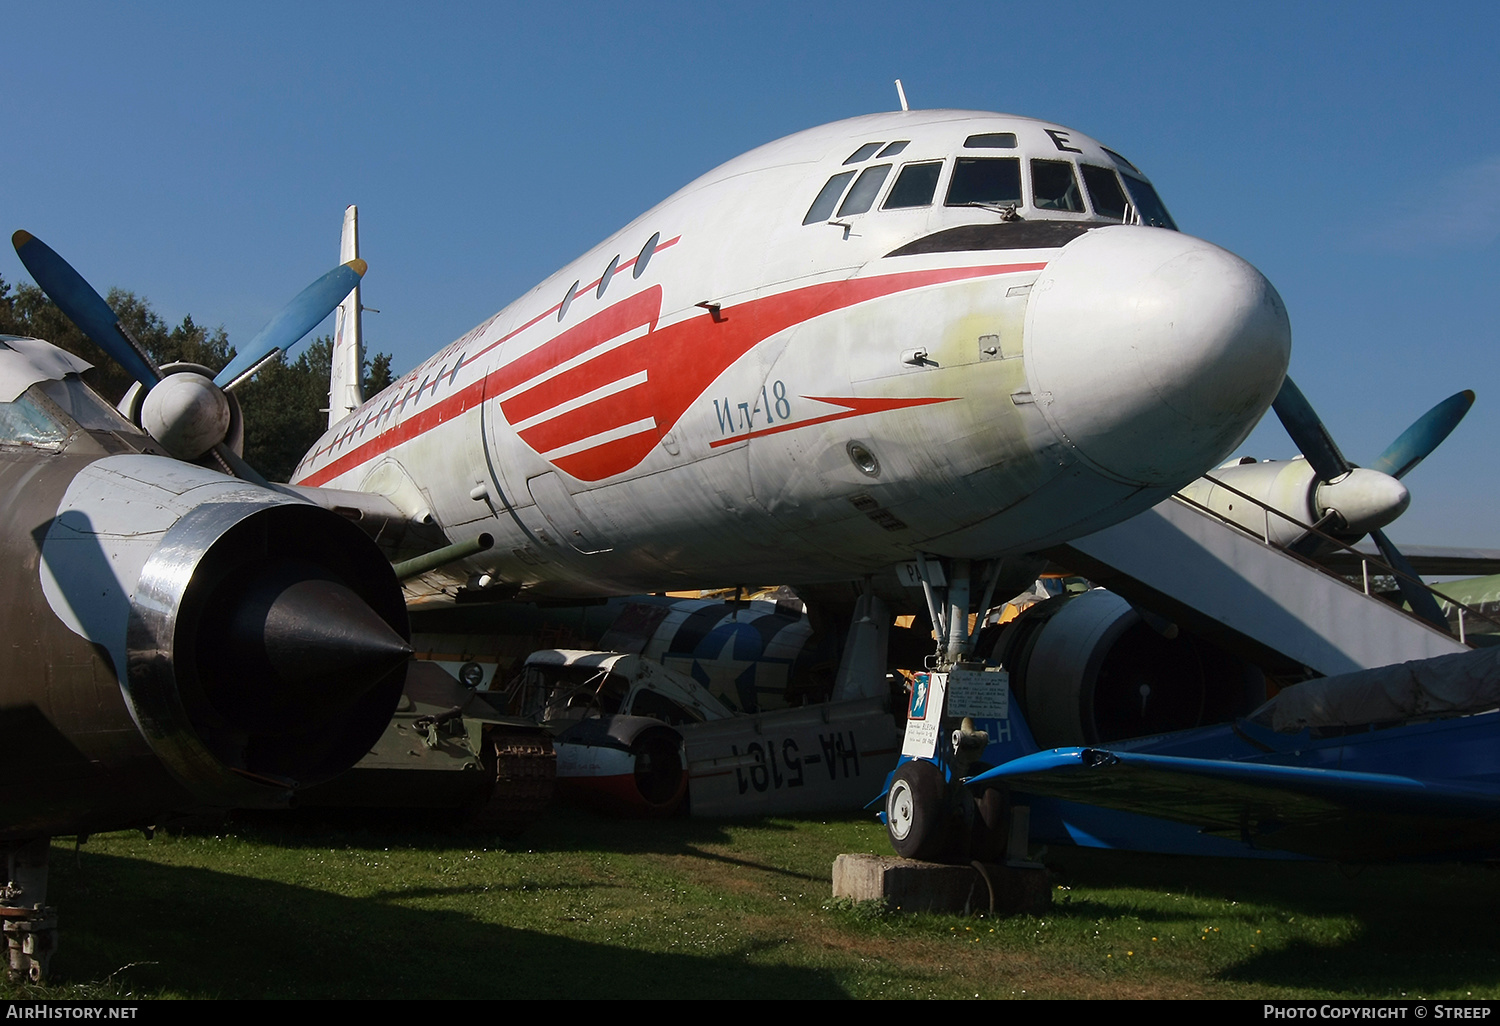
top-left (35, 377), bottom-right (137, 433)
top-left (843, 142), bottom-right (884, 164)
top-left (1102, 147), bottom-right (1140, 174)
top-left (877, 141), bottom-right (909, 158)
top-left (836, 164), bottom-right (893, 216)
top-left (1121, 175), bottom-right (1178, 229)
top-left (0, 391), bottom-right (67, 448)
top-left (964, 133), bottom-right (1018, 149)
top-left (1081, 165), bottom-right (1129, 221)
top-left (803, 170), bottom-right (857, 224)
top-left (946, 158), bottom-right (1021, 207)
top-left (883, 161), bottom-right (943, 209)
top-left (1031, 160), bottom-right (1086, 212)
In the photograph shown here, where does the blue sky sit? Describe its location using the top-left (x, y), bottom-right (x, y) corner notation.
top-left (3, 1), bottom-right (1496, 548)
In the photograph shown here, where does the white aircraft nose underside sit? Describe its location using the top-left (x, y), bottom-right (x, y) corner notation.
top-left (1024, 226), bottom-right (1291, 488)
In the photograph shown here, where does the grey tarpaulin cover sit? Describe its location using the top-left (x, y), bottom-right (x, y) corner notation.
top-left (1250, 645), bottom-right (1500, 733)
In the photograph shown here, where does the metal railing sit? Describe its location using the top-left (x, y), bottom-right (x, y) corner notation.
top-left (1172, 474), bottom-right (1500, 645)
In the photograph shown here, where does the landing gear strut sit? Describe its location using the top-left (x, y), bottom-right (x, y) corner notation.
top-left (885, 555), bottom-right (1027, 864)
top-left (1, 839), bottom-right (56, 984)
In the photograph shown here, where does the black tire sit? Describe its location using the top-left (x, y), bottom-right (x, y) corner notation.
top-left (631, 728), bottom-right (687, 817)
top-left (885, 759), bottom-right (950, 861)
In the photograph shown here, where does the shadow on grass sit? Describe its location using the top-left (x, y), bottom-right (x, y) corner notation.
top-left (1044, 847), bottom-right (1500, 995)
top-left (38, 844), bottom-right (848, 999)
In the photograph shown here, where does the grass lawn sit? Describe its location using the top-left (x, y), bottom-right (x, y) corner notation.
top-left (5, 808), bottom-right (1499, 1000)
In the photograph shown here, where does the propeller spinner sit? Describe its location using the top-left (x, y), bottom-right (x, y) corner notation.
top-left (1271, 376), bottom-right (1473, 630)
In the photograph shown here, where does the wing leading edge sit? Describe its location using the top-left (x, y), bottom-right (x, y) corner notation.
top-left (968, 744), bottom-right (1500, 861)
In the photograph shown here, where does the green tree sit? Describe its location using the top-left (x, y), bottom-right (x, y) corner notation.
top-left (0, 275), bottom-right (396, 483)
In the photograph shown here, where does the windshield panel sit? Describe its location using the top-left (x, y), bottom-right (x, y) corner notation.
top-left (843, 142), bottom-right (884, 164)
top-left (883, 161), bottom-right (942, 209)
top-left (0, 392), bottom-right (67, 448)
top-left (1122, 175), bottom-right (1178, 229)
top-left (803, 170), bottom-right (857, 224)
top-left (1081, 165), bottom-right (1129, 220)
top-left (945, 158), bottom-right (1021, 207)
top-left (1031, 160), bottom-right (1085, 212)
top-left (837, 164), bottom-right (892, 216)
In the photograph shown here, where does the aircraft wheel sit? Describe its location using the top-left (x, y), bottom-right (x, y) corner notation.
top-left (632, 728), bottom-right (687, 818)
top-left (886, 760), bottom-right (950, 861)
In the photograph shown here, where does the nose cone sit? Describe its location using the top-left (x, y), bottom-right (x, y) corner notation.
top-left (1315, 468), bottom-right (1410, 535)
top-left (1024, 226), bottom-right (1291, 487)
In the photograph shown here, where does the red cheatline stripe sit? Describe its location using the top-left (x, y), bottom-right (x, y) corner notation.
top-left (707, 395), bottom-right (960, 448)
top-left (294, 258), bottom-right (1043, 486)
top-left (467, 236), bottom-right (680, 364)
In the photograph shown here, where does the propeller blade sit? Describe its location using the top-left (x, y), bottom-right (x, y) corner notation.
top-left (213, 259), bottom-right (367, 388)
top-left (12, 230), bottom-right (161, 387)
top-left (1370, 390), bottom-right (1475, 480)
top-left (1370, 527), bottom-right (1449, 631)
top-left (1271, 376), bottom-right (1351, 483)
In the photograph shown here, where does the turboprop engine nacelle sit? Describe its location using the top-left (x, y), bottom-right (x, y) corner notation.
top-left (989, 589), bottom-right (1264, 748)
top-left (1179, 458), bottom-right (1410, 548)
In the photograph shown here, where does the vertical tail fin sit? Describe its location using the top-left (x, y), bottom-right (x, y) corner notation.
top-left (328, 205), bottom-right (364, 428)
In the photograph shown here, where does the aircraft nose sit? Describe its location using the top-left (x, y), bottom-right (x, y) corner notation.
top-left (1023, 226), bottom-right (1291, 487)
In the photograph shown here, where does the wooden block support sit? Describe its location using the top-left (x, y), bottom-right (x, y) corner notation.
top-left (831, 853), bottom-right (1051, 916)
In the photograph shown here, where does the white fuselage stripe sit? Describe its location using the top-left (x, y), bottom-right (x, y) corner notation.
top-left (494, 324), bottom-right (654, 405)
top-left (510, 370), bottom-right (651, 432)
top-left (541, 417), bottom-right (659, 460)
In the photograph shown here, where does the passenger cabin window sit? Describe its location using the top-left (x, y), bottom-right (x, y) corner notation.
top-left (883, 161), bottom-right (942, 209)
top-left (1081, 165), bottom-right (1129, 221)
top-left (1031, 160), bottom-right (1085, 212)
top-left (877, 140), bottom-right (910, 157)
top-left (843, 142), bottom-right (884, 164)
top-left (836, 164), bottom-right (892, 216)
top-left (634, 232), bottom-right (661, 278)
top-left (804, 170), bottom-right (857, 224)
top-left (963, 132), bottom-right (1018, 149)
top-left (946, 157), bottom-right (1021, 207)
top-left (1122, 175), bottom-right (1178, 229)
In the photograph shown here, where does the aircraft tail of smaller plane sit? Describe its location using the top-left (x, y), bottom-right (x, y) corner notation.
top-left (328, 204), bottom-right (364, 429)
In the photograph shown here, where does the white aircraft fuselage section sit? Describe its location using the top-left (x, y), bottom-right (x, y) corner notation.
top-left (291, 110), bottom-right (1292, 599)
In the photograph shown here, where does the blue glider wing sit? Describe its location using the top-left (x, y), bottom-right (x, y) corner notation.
top-left (968, 747), bottom-right (1500, 860)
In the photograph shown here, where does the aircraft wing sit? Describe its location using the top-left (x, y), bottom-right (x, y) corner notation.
top-left (1318, 543), bottom-right (1500, 577)
top-left (968, 747), bottom-right (1500, 860)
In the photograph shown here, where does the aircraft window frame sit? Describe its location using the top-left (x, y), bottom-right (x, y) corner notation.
top-left (882, 160), bottom-right (943, 210)
top-left (596, 255), bottom-right (620, 299)
top-left (0, 390), bottom-right (68, 450)
top-left (877, 140), bottom-right (910, 158)
top-left (963, 132), bottom-right (1018, 149)
top-left (843, 142), bottom-right (885, 165)
top-left (633, 232), bottom-right (661, 279)
top-left (1121, 174), bottom-right (1178, 230)
top-left (558, 280), bottom-right (580, 321)
top-left (1030, 159), bottom-right (1086, 213)
top-left (1102, 147), bottom-right (1141, 174)
top-left (836, 163), bottom-right (893, 217)
top-left (1080, 164), bottom-right (1130, 221)
top-left (803, 170), bottom-right (858, 225)
top-left (945, 157), bottom-right (1023, 208)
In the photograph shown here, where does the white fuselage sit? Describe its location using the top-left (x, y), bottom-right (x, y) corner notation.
top-left (292, 110), bottom-right (1291, 600)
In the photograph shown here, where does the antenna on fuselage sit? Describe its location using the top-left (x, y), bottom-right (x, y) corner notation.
top-left (894, 79), bottom-right (910, 112)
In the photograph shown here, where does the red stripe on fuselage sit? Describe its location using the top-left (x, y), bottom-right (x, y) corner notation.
top-left (294, 259), bottom-right (1045, 487)
top-left (706, 395), bottom-right (961, 448)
